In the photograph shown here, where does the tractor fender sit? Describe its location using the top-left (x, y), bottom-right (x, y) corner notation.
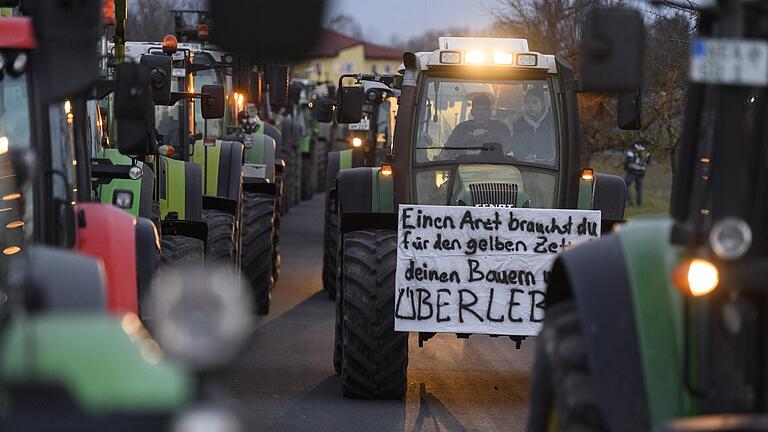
top-left (74, 203), bottom-right (138, 315)
top-left (192, 140), bottom-right (244, 202)
top-left (546, 235), bottom-right (650, 432)
top-left (547, 219), bottom-right (688, 430)
top-left (135, 216), bottom-right (160, 309)
top-left (243, 132), bottom-right (276, 182)
top-left (262, 122), bottom-right (282, 157)
top-left (158, 157), bottom-right (203, 221)
top-left (337, 167), bottom-right (395, 233)
top-left (326, 149), bottom-right (362, 191)
top-left (594, 172), bottom-right (627, 229)
top-left (22, 246), bottom-right (106, 312)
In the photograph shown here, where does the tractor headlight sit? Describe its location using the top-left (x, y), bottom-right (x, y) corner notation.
top-left (173, 404), bottom-right (240, 432)
top-left (675, 258), bottom-right (719, 297)
top-left (710, 217), bottom-right (752, 260)
top-left (352, 137), bottom-right (362, 148)
top-left (146, 265), bottom-right (253, 371)
top-left (113, 190), bottom-right (133, 209)
top-left (129, 165), bottom-right (143, 180)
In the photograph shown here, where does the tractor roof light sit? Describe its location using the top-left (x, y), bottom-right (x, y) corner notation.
top-left (580, 168), bottom-right (595, 181)
top-left (465, 51), bottom-right (485, 64)
top-left (440, 51), bottom-right (461, 64)
top-left (197, 24), bottom-right (209, 42)
top-left (710, 217), bottom-right (752, 260)
top-left (493, 52), bottom-right (514, 65)
top-left (674, 258), bottom-right (719, 297)
top-left (516, 53), bottom-right (538, 67)
top-left (162, 35), bottom-right (178, 55)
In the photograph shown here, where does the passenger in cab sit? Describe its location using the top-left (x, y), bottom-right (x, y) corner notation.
top-left (510, 87), bottom-right (555, 162)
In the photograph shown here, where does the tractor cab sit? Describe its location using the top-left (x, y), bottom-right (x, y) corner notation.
top-left (398, 37), bottom-right (588, 211)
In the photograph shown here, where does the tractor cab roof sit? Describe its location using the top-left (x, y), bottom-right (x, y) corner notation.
top-left (401, 36), bottom-right (557, 74)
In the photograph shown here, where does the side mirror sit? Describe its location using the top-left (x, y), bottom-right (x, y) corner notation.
top-left (201, 85), bottom-right (225, 119)
top-left (210, 0), bottom-right (326, 60)
top-left (139, 54), bottom-right (172, 105)
top-left (115, 63), bottom-right (154, 156)
top-left (617, 91), bottom-right (642, 130)
top-left (580, 7), bottom-right (644, 92)
top-left (336, 86), bottom-right (364, 124)
top-left (267, 65), bottom-right (289, 108)
top-left (314, 97), bottom-right (336, 123)
top-left (28, 0), bottom-right (101, 102)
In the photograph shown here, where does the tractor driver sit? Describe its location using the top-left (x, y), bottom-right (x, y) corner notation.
top-left (441, 94), bottom-right (513, 159)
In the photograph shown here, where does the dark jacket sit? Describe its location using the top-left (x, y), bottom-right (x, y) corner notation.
top-left (510, 113), bottom-right (555, 162)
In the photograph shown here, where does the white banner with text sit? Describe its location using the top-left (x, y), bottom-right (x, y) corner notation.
top-left (394, 205), bottom-right (601, 335)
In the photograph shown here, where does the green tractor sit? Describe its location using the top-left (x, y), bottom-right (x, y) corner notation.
top-left (0, 2), bottom-right (251, 429)
top-left (320, 75), bottom-right (398, 300)
top-left (323, 36), bottom-right (634, 398)
top-left (528, 4), bottom-right (768, 431)
top-left (191, 46), bottom-right (287, 313)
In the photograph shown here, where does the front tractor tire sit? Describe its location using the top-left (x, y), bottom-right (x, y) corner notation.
top-left (241, 192), bottom-right (276, 315)
top-left (340, 229), bottom-right (407, 399)
top-left (161, 235), bottom-right (204, 267)
top-left (202, 209), bottom-right (237, 264)
top-left (528, 300), bottom-right (608, 432)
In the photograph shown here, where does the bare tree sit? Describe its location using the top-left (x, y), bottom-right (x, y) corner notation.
top-left (327, 13), bottom-right (365, 40)
top-left (125, 0), bottom-right (203, 41)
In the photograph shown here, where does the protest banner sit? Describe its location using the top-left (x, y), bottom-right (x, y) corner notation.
top-left (395, 205), bottom-right (601, 335)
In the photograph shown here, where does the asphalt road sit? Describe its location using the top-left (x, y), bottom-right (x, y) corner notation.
top-left (221, 194), bottom-right (535, 432)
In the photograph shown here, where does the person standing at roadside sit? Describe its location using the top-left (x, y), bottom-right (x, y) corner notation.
top-left (624, 141), bottom-right (651, 206)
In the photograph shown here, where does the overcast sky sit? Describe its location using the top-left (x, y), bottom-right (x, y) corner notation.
top-left (326, 0), bottom-right (497, 43)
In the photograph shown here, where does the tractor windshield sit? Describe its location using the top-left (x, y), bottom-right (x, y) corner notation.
top-left (412, 77), bottom-right (560, 208)
top-left (415, 77), bottom-right (557, 165)
top-left (0, 72), bottom-right (33, 252)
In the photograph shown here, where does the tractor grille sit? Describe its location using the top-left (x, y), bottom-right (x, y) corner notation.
top-left (468, 182), bottom-right (518, 206)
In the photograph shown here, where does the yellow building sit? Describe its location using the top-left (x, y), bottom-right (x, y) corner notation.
top-left (294, 29), bottom-right (403, 82)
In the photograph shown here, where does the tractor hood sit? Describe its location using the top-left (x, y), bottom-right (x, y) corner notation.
top-left (450, 164), bottom-right (529, 207)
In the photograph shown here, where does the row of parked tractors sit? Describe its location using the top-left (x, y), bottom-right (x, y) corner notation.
top-left (0, 0), bottom-right (330, 429)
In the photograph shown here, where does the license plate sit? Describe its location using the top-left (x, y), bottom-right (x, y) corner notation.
top-left (348, 119), bottom-right (370, 131)
top-left (243, 164), bottom-right (266, 179)
top-left (690, 38), bottom-right (768, 86)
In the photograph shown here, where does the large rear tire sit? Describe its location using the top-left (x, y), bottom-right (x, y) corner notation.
top-left (340, 230), bottom-right (407, 399)
top-left (202, 209), bottom-right (236, 263)
top-left (531, 300), bottom-right (608, 432)
top-left (161, 235), bottom-right (204, 267)
top-left (241, 192), bottom-right (275, 315)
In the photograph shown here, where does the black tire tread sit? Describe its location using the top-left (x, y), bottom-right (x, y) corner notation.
top-left (161, 235), bottom-right (204, 267)
top-left (340, 230), bottom-right (407, 399)
top-left (202, 209), bottom-right (236, 263)
top-left (241, 192), bottom-right (275, 315)
top-left (541, 300), bottom-right (609, 432)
